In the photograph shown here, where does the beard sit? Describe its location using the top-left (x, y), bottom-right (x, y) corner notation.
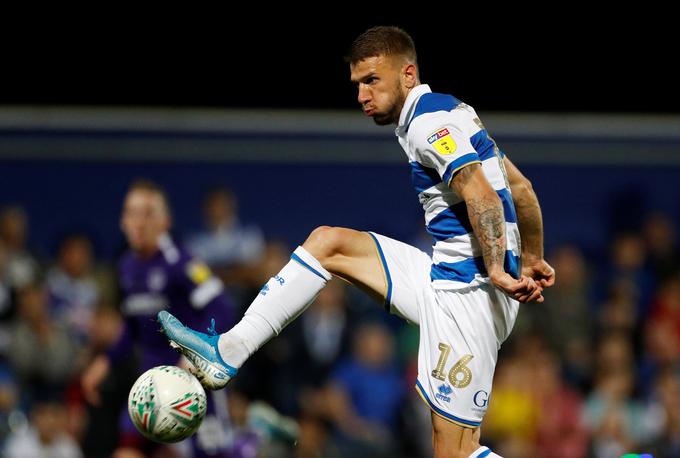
top-left (371, 86), bottom-right (407, 126)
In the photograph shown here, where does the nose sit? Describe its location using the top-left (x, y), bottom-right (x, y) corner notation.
top-left (357, 84), bottom-right (371, 105)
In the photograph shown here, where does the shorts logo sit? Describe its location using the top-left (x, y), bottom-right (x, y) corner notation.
top-left (473, 390), bottom-right (489, 408)
top-left (435, 384), bottom-right (453, 403)
top-left (427, 127), bottom-right (457, 156)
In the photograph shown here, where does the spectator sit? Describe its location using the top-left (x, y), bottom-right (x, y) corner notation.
top-left (643, 213), bottom-right (680, 282)
top-left (0, 242), bottom-right (10, 321)
top-left (602, 233), bottom-right (656, 319)
top-left (0, 361), bottom-right (18, 446)
top-left (186, 187), bottom-right (265, 284)
top-left (533, 352), bottom-right (588, 458)
top-left (583, 367), bottom-right (645, 458)
top-left (0, 206), bottom-right (38, 290)
top-left (324, 322), bottom-right (405, 457)
top-left (8, 282), bottom-right (77, 404)
top-left (79, 306), bottom-right (132, 458)
top-left (538, 245), bottom-right (593, 389)
top-left (3, 400), bottom-right (83, 458)
top-left (584, 333), bottom-right (647, 457)
top-left (293, 414), bottom-right (341, 458)
top-left (597, 280), bottom-right (637, 335)
top-left (594, 332), bottom-right (635, 380)
top-left (46, 234), bottom-right (100, 342)
top-left (264, 278), bottom-right (353, 416)
top-left (483, 345), bottom-right (541, 457)
top-left (0, 243), bottom-right (12, 354)
top-left (231, 240), bottom-right (292, 409)
top-left (642, 369), bottom-right (680, 456)
top-left (290, 279), bottom-right (351, 386)
top-left (647, 273), bottom-right (680, 345)
top-left (639, 311), bottom-right (680, 396)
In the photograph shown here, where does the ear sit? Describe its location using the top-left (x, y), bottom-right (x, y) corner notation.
top-left (402, 63), bottom-right (418, 89)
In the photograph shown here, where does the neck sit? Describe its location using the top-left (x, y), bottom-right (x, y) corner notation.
top-left (135, 246), bottom-right (159, 259)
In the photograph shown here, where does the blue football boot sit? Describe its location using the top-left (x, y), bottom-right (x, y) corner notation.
top-left (158, 310), bottom-right (237, 389)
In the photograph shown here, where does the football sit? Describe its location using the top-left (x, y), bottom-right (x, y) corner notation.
top-left (128, 365), bottom-right (207, 443)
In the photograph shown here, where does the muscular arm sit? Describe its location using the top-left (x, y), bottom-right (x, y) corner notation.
top-left (503, 156), bottom-right (544, 260)
top-left (451, 163), bottom-right (542, 302)
top-left (451, 163), bottom-right (506, 277)
top-left (503, 156), bottom-right (555, 287)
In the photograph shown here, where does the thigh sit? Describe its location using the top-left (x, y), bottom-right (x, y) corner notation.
top-left (366, 231), bottom-right (433, 324)
top-left (305, 229), bottom-right (432, 324)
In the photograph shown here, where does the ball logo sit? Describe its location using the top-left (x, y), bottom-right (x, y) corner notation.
top-left (473, 390), bottom-right (489, 408)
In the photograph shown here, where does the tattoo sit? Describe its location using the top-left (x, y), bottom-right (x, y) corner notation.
top-left (468, 196), bottom-right (506, 273)
top-left (453, 165), bottom-right (506, 274)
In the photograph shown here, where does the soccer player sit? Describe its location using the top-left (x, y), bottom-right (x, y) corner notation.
top-left (81, 180), bottom-right (235, 458)
top-left (159, 26), bottom-right (555, 458)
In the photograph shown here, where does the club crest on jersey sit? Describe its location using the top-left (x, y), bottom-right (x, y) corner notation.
top-left (427, 128), bottom-right (457, 156)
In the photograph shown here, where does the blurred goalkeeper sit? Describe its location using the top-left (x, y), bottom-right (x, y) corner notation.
top-left (159, 26), bottom-right (555, 458)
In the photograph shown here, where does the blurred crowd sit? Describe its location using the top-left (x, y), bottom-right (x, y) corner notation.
top-left (0, 186), bottom-right (679, 458)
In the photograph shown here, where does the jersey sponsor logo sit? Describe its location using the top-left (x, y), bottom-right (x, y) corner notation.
top-left (473, 390), bottom-right (489, 408)
top-left (435, 383), bottom-right (453, 403)
top-left (427, 127), bottom-right (457, 155)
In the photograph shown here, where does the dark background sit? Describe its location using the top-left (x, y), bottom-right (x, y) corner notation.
top-left (2, 15), bottom-right (676, 112)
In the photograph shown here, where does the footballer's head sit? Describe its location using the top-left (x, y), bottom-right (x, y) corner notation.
top-left (347, 26), bottom-right (419, 126)
top-left (121, 179), bottom-right (171, 256)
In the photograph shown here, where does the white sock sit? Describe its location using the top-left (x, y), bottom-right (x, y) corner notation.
top-left (217, 246), bottom-right (331, 368)
top-left (469, 446), bottom-right (501, 458)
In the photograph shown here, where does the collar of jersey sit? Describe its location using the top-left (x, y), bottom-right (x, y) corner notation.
top-left (396, 84), bottom-right (432, 136)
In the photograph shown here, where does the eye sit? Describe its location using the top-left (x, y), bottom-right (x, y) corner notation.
top-left (366, 76), bottom-right (377, 85)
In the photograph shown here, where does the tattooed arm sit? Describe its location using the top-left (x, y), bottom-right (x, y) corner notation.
top-left (503, 157), bottom-right (555, 288)
top-left (451, 163), bottom-right (543, 303)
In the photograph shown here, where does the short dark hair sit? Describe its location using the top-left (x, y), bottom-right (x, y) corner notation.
top-left (345, 26), bottom-right (417, 65)
top-left (127, 178), bottom-right (171, 215)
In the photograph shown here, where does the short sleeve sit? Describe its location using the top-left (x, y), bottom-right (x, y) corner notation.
top-left (178, 257), bottom-right (226, 310)
top-left (410, 119), bottom-right (481, 186)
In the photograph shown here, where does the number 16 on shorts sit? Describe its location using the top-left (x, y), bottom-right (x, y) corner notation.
top-left (432, 342), bottom-right (473, 388)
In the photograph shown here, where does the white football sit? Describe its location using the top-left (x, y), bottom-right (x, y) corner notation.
top-left (128, 365), bottom-right (207, 443)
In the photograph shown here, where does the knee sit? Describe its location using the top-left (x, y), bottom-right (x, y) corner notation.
top-left (304, 226), bottom-right (348, 264)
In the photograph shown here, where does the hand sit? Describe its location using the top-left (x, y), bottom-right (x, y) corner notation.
top-left (490, 271), bottom-right (544, 303)
top-left (81, 355), bottom-right (110, 406)
top-left (521, 258), bottom-right (556, 289)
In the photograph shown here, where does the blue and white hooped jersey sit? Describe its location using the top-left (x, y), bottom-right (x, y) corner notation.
top-left (395, 84), bottom-right (521, 290)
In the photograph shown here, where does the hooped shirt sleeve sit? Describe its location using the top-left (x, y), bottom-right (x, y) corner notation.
top-left (409, 113), bottom-right (481, 186)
